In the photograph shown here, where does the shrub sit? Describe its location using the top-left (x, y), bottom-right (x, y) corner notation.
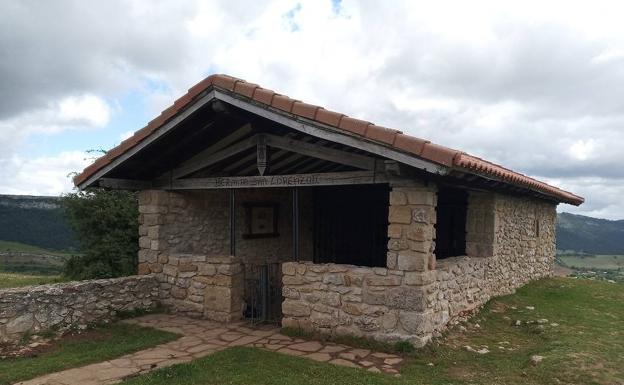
top-left (61, 189), bottom-right (138, 280)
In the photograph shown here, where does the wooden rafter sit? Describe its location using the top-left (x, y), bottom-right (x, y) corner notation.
top-left (263, 133), bottom-right (376, 171)
top-left (171, 133), bottom-right (258, 179)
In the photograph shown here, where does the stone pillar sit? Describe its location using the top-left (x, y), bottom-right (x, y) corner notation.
top-left (465, 191), bottom-right (496, 258)
top-left (386, 182), bottom-right (438, 346)
top-left (387, 182), bottom-right (437, 275)
top-left (137, 190), bottom-right (171, 275)
top-left (201, 256), bottom-right (244, 322)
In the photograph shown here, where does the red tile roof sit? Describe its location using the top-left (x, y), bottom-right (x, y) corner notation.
top-left (74, 74), bottom-right (584, 206)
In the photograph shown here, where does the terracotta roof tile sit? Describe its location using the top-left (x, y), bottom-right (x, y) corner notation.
top-left (420, 143), bottom-right (459, 167)
top-left (187, 76), bottom-right (214, 98)
top-left (211, 74), bottom-right (240, 91)
top-left (339, 117), bottom-right (370, 136)
top-left (73, 73), bottom-right (584, 205)
top-left (173, 93), bottom-right (193, 110)
top-left (252, 88), bottom-right (276, 105)
top-left (271, 95), bottom-right (296, 112)
top-left (365, 125), bottom-right (400, 145)
top-left (234, 81), bottom-right (259, 98)
top-left (315, 109), bottom-right (344, 127)
top-left (291, 102), bottom-right (320, 120)
top-left (159, 104), bottom-right (178, 122)
top-left (393, 134), bottom-right (429, 155)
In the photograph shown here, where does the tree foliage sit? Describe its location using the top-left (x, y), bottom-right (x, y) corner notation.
top-left (0, 196), bottom-right (77, 251)
top-left (61, 188), bottom-right (139, 280)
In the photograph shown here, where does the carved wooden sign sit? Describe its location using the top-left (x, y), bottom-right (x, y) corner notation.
top-left (215, 174), bottom-right (321, 188)
top-left (99, 171), bottom-right (396, 190)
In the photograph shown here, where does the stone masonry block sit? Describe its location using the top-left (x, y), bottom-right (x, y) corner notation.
top-left (389, 190), bottom-right (407, 205)
top-left (388, 206), bottom-right (412, 224)
top-left (139, 236), bottom-right (151, 249)
top-left (282, 300), bottom-right (311, 317)
top-left (404, 271), bottom-right (436, 286)
top-left (204, 286), bottom-right (236, 313)
top-left (406, 222), bottom-right (433, 242)
top-left (397, 250), bottom-right (428, 271)
top-left (406, 190), bottom-right (435, 205)
top-left (399, 311), bottom-right (433, 335)
top-left (386, 287), bottom-right (427, 311)
top-left (387, 224), bottom-right (403, 239)
top-left (282, 262), bottom-right (296, 276)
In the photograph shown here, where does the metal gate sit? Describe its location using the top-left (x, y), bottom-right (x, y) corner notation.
top-left (243, 263), bottom-right (282, 325)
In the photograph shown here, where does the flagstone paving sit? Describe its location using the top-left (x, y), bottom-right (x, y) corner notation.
top-left (15, 314), bottom-right (404, 385)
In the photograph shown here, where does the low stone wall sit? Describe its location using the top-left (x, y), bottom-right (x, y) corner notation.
top-left (153, 254), bottom-right (244, 322)
top-left (0, 275), bottom-right (159, 343)
top-left (281, 262), bottom-right (433, 347)
top-left (282, 187), bottom-right (557, 347)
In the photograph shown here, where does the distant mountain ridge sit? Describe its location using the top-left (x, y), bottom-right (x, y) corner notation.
top-left (556, 212), bottom-right (624, 255)
top-left (0, 194), bottom-right (77, 251)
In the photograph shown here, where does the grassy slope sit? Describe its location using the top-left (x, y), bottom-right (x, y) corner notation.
top-left (0, 272), bottom-right (62, 289)
top-left (0, 323), bottom-right (178, 385)
top-left (0, 240), bottom-right (72, 258)
top-left (558, 254), bottom-right (624, 270)
top-left (121, 278), bottom-right (624, 385)
top-left (0, 240), bottom-right (73, 276)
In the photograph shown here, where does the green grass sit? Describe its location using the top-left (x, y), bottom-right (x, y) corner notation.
top-left (0, 271), bottom-right (63, 289)
top-left (0, 323), bottom-right (178, 385)
top-left (558, 254), bottom-right (624, 270)
top-left (0, 240), bottom-right (73, 258)
top-left (120, 278), bottom-right (624, 385)
top-left (0, 240), bottom-right (77, 276)
top-left (122, 346), bottom-right (397, 385)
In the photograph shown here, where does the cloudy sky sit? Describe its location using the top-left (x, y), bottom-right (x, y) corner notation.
top-left (0, 0), bottom-right (623, 219)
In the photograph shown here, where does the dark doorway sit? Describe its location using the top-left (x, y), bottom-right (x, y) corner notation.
top-left (435, 187), bottom-right (468, 259)
top-left (313, 184), bottom-right (389, 267)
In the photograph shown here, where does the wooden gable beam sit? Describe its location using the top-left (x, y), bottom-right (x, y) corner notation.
top-left (170, 133), bottom-right (258, 179)
top-left (263, 134), bottom-right (376, 171)
top-left (98, 178), bottom-right (153, 190)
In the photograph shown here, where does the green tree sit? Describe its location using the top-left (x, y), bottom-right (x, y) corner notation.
top-left (61, 188), bottom-right (139, 280)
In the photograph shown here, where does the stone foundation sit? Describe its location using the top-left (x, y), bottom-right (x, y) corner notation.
top-left (0, 275), bottom-right (159, 342)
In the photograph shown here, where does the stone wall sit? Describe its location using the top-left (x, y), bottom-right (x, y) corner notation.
top-left (155, 253), bottom-right (244, 321)
top-left (0, 275), bottom-right (159, 343)
top-left (137, 189), bottom-right (313, 321)
top-left (282, 181), bottom-right (439, 347)
top-left (282, 262), bottom-right (433, 347)
top-left (430, 194), bottom-right (557, 332)
top-left (136, 182), bottom-right (556, 346)
top-left (282, 182), bottom-right (557, 346)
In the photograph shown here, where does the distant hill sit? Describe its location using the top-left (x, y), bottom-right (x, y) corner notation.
top-left (0, 195), bottom-right (77, 251)
top-left (557, 212), bottom-right (624, 255)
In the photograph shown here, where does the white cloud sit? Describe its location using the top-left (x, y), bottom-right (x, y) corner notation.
top-left (1, 0), bottom-right (624, 218)
top-left (569, 139), bottom-right (595, 161)
top-left (0, 151), bottom-right (91, 196)
top-left (58, 95), bottom-right (110, 128)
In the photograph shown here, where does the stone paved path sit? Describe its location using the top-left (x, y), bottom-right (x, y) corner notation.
top-left (15, 314), bottom-right (404, 385)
